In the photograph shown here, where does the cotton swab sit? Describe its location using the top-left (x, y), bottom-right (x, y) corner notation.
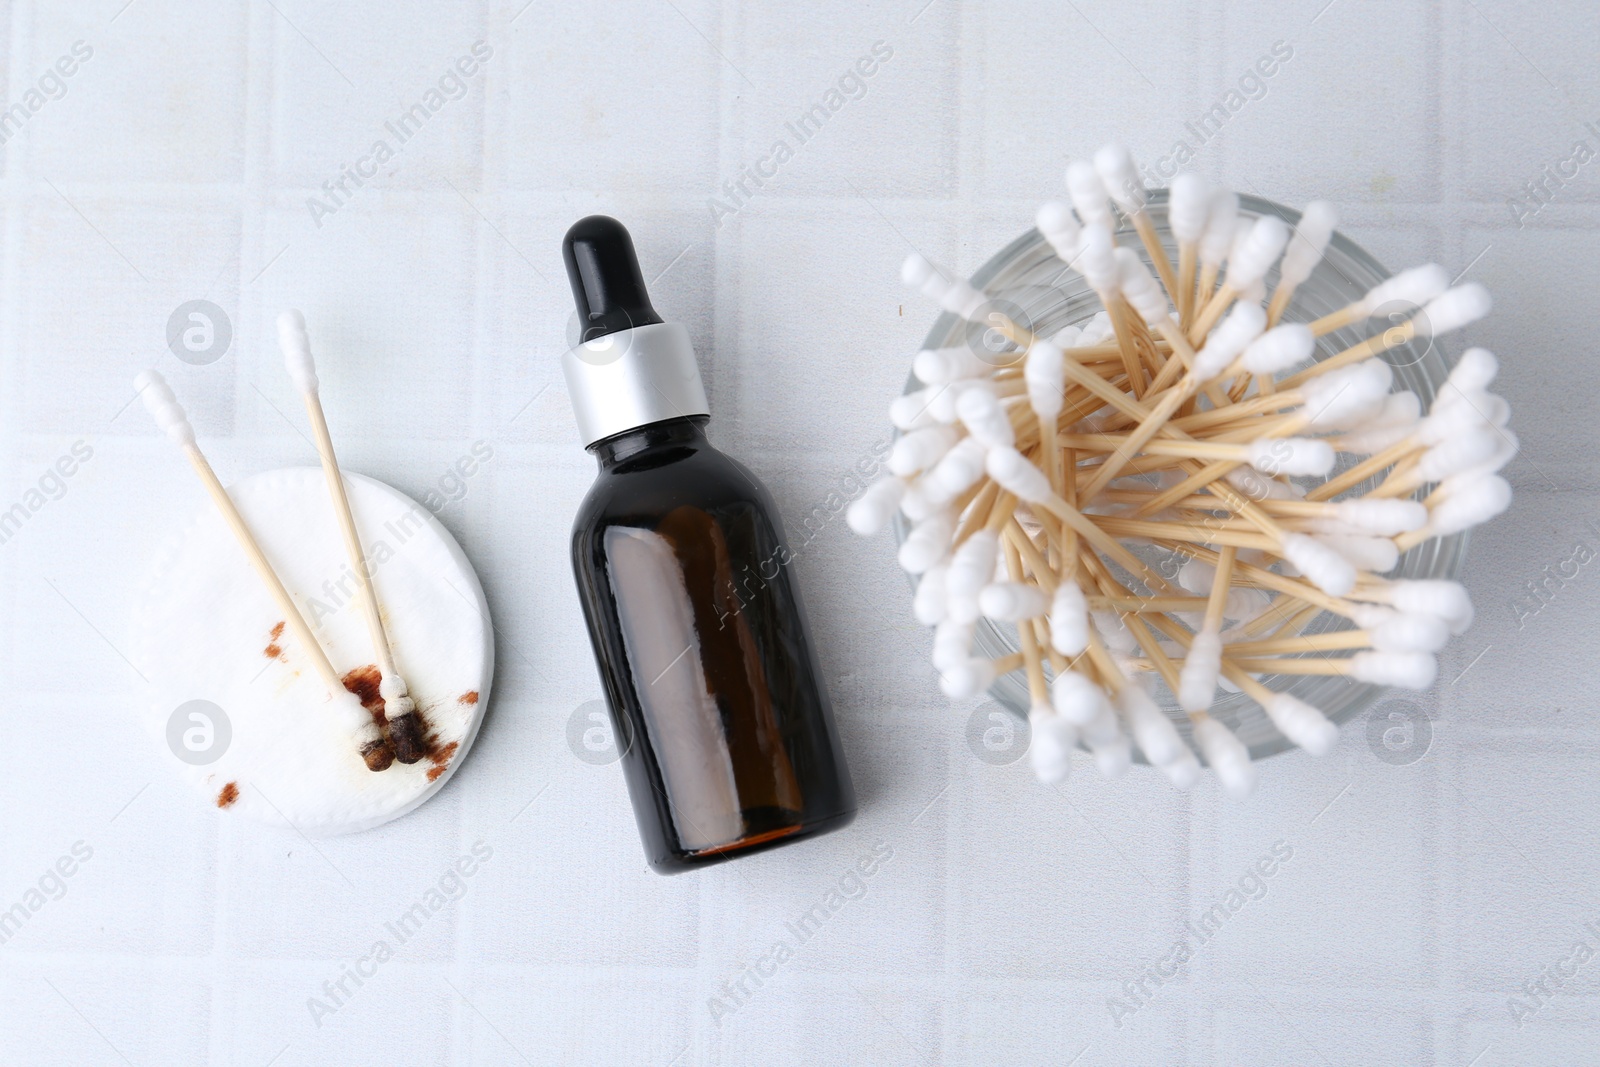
top-left (1267, 201), bottom-right (1338, 328)
top-left (135, 369), bottom-right (393, 771)
top-left (279, 311), bottom-right (428, 765)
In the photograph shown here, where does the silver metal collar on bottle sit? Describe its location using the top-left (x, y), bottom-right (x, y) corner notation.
top-left (561, 321), bottom-right (710, 447)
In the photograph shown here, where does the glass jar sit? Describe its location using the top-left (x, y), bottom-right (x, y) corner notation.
top-left (895, 191), bottom-right (1469, 760)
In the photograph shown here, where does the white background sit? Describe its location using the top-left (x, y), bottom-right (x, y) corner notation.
top-left (0, 0), bottom-right (1594, 1064)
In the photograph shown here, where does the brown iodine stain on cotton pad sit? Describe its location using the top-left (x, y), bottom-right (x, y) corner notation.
top-left (129, 467), bottom-right (496, 837)
top-left (263, 620), bottom-right (286, 660)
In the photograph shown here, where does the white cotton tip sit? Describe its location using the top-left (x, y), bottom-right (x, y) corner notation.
top-left (1240, 323), bottom-right (1314, 376)
top-left (901, 252), bottom-right (938, 290)
top-left (1029, 706), bottom-right (1078, 785)
top-left (339, 693), bottom-right (386, 745)
top-left (1278, 201), bottom-right (1338, 288)
top-left (890, 387), bottom-right (942, 430)
top-left (1224, 587), bottom-right (1271, 623)
top-left (1447, 347), bottom-right (1499, 393)
top-left (1371, 613), bottom-right (1450, 653)
top-left (1080, 696), bottom-right (1123, 746)
top-left (1049, 583), bottom-right (1090, 656)
top-left (938, 581), bottom-right (978, 629)
top-left (901, 257), bottom-right (982, 318)
top-left (940, 278), bottom-right (990, 322)
top-left (1226, 466), bottom-right (1296, 501)
top-left (1115, 248), bottom-right (1169, 324)
top-left (1414, 283), bottom-right (1491, 338)
top-left (1415, 428), bottom-right (1498, 483)
top-left (1119, 686), bottom-right (1185, 766)
top-left (1095, 142), bottom-right (1145, 213)
top-left (939, 658), bottom-right (996, 700)
top-left (1388, 580), bottom-right (1472, 629)
top-left (1193, 302), bottom-right (1268, 379)
top-left (1336, 391), bottom-right (1423, 452)
top-left (1078, 310), bottom-right (1114, 344)
top-left (1464, 428), bottom-right (1518, 478)
top-left (913, 345), bottom-right (991, 383)
top-left (1300, 360), bottom-right (1391, 428)
top-left (1192, 716), bottom-right (1256, 797)
top-left (898, 512), bottom-right (954, 574)
top-left (1280, 533), bottom-right (1357, 596)
top-left (932, 619), bottom-right (975, 671)
top-left (1075, 223), bottom-right (1118, 293)
top-left (277, 309), bottom-right (319, 394)
top-left (1223, 215), bottom-right (1290, 289)
top-left (1431, 383), bottom-right (1504, 425)
top-left (1052, 324), bottom-right (1085, 350)
top-left (1227, 217), bottom-right (1255, 270)
top-left (1370, 390), bottom-right (1424, 429)
top-left (1177, 628), bottom-right (1223, 714)
top-left (1349, 354), bottom-right (1397, 396)
top-left (1265, 694), bottom-right (1339, 756)
top-left (1317, 533), bottom-right (1399, 574)
top-left (1358, 263), bottom-right (1451, 317)
top-left (1248, 437), bottom-right (1335, 477)
top-left (1036, 200), bottom-right (1083, 262)
top-left (957, 383), bottom-right (1016, 450)
top-left (1350, 651), bottom-right (1437, 690)
top-left (1051, 669), bottom-right (1108, 725)
top-left (1349, 602), bottom-right (1396, 629)
top-left (923, 436), bottom-right (989, 503)
top-left (888, 425), bottom-right (960, 477)
top-left (925, 379), bottom-right (976, 423)
top-left (947, 529), bottom-right (1000, 602)
top-left (134, 369), bottom-right (197, 447)
top-left (979, 581), bottom-right (1049, 622)
top-left (846, 477), bottom-right (906, 535)
top-left (1159, 747), bottom-right (1204, 791)
top-left (1177, 559), bottom-right (1216, 595)
top-left (1025, 340), bottom-right (1066, 420)
top-left (1065, 160), bottom-right (1113, 229)
top-left (945, 584), bottom-right (981, 625)
top-left (1474, 394), bottom-right (1513, 430)
top-left (902, 256), bottom-right (974, 314)
top-left (1168, 173), bottom-right (1211, 244)
top-left (1335, 499), bottom-right (1429, 536)
top-left (913, 562), bottom-right (949, 626)
top-left (1199, 190), bottom-right (1239, 267)
top-left (1336, 419), bottom-right (1417, 455)
top-left (1093, 611), bottom-right (1139, 655)
top-left (986, 447), bottom-right (1052, 505)
top-left (1414, 397), bottom-right (1489, 445)
top-left (898, 479), bottom-right (940, 522)
top-left (1427, 473), bottom-right (1511, 536)
top-left (1091, 734), bottom-right (1133, 778)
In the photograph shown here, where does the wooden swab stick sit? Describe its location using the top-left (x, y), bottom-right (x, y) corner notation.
top-left (135, 369), bottom-right (393, 772)
top-left (279, 311), bottom-right (429, 765)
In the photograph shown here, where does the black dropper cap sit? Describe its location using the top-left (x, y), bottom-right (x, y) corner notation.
top-left (562, 215), bottom-right (665, 343)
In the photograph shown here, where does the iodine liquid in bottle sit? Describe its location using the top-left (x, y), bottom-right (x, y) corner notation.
top-left (560, 215), bottom-right (856, 874)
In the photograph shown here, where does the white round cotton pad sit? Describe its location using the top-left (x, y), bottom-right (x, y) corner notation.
top-left (130, 467), bottom-right (494, 836)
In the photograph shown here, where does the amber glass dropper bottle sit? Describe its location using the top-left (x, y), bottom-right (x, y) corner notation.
top-left (560, 215), bottom-right (856, 874)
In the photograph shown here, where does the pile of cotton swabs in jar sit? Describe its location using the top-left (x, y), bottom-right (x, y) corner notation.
top-left (848, 143), bottom-right (1514, 797)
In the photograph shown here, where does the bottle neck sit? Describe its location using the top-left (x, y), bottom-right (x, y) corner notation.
top-left (590, 415), bottom-right (711, 470)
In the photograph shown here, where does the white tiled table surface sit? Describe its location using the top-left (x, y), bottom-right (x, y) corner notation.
top-left (0, 1), bottom-right (1595, 1064)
